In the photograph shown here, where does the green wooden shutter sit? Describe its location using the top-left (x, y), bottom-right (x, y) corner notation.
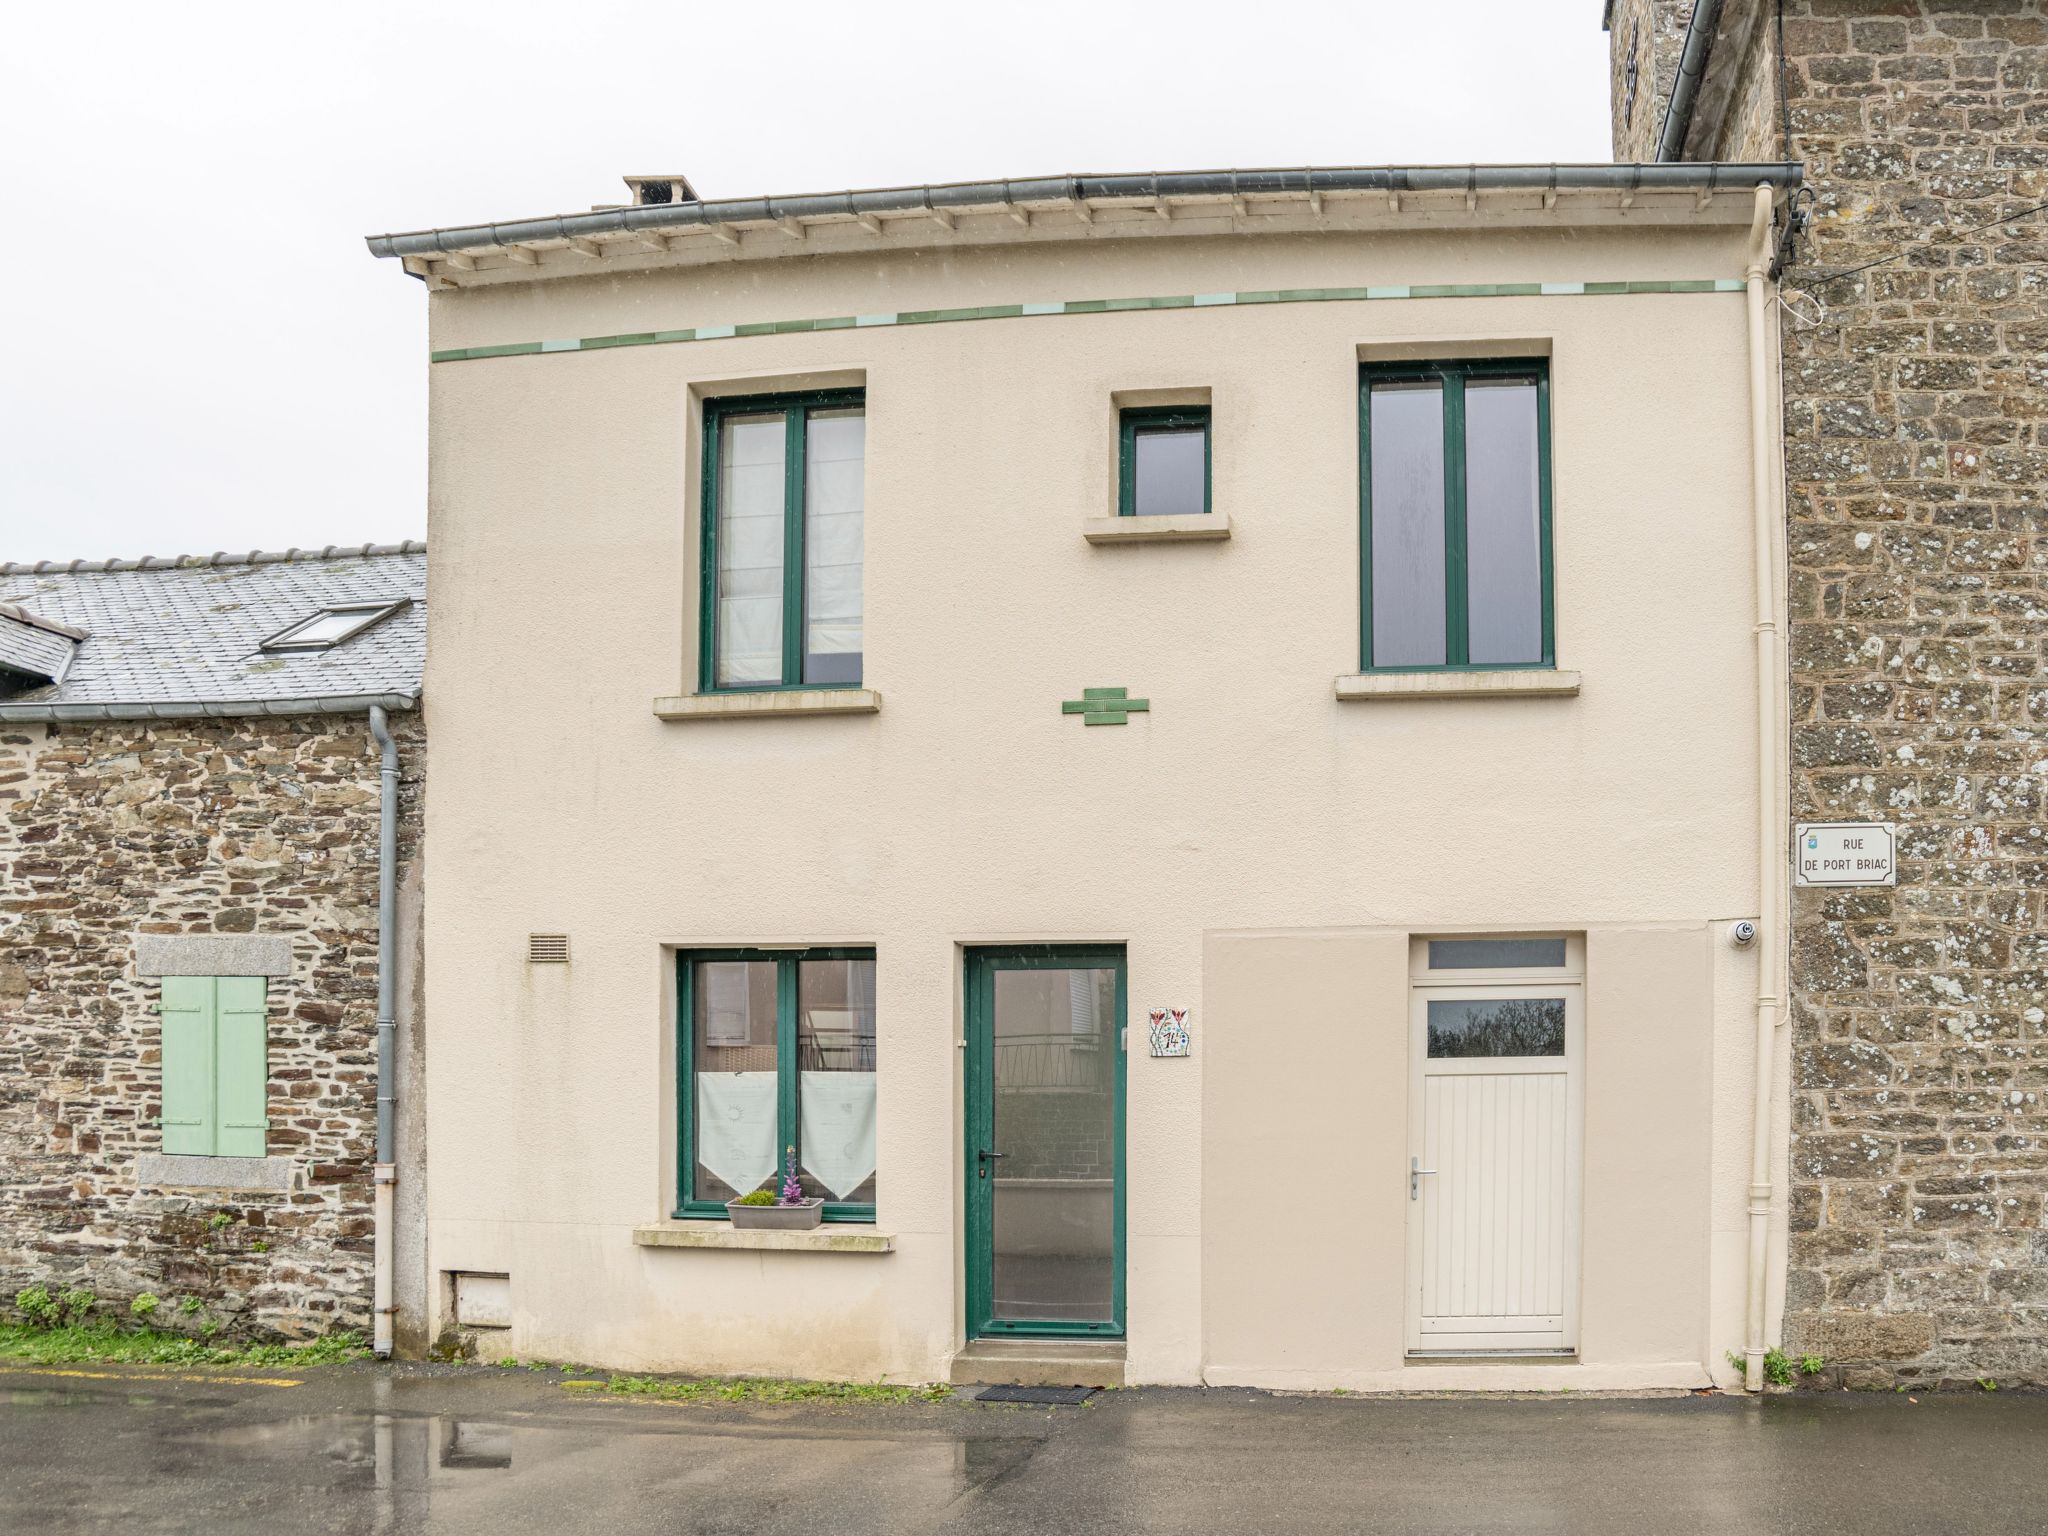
top-left (214, 977), bottom-right (269, 1157)
top-left (160, 976), bottom-right (216, 1155)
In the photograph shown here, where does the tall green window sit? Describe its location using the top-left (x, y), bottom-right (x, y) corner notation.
top-left (676, 948), bottom-right (877, 1222)
top-left (159, 976), bottom-right (269, 1157)
top-left (700, 390), bottom-right (866, 692)
top-left (1360, 359), bottom-right (1553, 671)
top-left (1118, 406), bottom-right (1211, 518)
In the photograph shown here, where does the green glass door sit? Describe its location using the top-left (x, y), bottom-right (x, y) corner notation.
top-left (964, 946), bottom-right (1126, 1338)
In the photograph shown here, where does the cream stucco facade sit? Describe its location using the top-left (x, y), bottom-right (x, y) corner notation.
top-left (401, 178), bottom-right (1791, 1391)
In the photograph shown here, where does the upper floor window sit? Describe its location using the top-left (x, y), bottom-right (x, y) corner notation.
top-left (1361, 359), bottom-right (1552, 671)
top-left (701, 390), bottom-right (865, 691)
top-left (1119, 406), bottom-right (1211, 518)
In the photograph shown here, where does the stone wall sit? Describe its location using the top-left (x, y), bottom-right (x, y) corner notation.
top-left (1607, 0), bottom-right (1701, 160)
top-left (0, 710), bottom-right (423, 1342)
top-left (1643, 0), bottom-right (2048, 1387)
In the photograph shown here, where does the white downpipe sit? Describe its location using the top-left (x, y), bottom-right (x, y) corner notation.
top-left (373, 1165), bottom-right (395, 1359)
top-left (1741, 183), bottom-right (1786, 1394)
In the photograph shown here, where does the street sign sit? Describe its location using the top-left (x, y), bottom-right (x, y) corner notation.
top-left (1795, 822), bottom-right (1897, 887)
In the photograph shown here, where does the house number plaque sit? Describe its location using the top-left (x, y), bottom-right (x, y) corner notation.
top-left (1148, 1008), bottom-right (1191, 1057)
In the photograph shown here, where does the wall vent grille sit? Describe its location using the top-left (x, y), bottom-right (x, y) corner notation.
top-left (527, 933), bottom-right (569, 965)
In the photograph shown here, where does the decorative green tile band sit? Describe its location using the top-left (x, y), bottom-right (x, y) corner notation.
top-left (1062, 687), bottom-right (1150, 726)
top-left (429, 279), bottom-right (1746, 363)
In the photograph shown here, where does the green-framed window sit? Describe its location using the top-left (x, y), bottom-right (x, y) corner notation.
top-left (1359, 359), bottom-right (1553, 671)
top-left (1118, 406), bottom-right (1211, 518)
top-left (699, 390), bottom-right (866, 692)
top-left (160, 976), bottom-right (269, 1158)
top-left (675, 948), bottom-right (876, 1222)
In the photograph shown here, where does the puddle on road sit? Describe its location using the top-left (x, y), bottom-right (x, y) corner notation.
top-left (160, 1410), bottom-right (1042, 1503)
top-left (2, 1388), bottom-right (234, 1410)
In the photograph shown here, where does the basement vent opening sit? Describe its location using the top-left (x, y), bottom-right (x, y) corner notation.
top-left (527, 934), bottom-right (569, 964)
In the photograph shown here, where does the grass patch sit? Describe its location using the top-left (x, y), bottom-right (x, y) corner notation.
top-left (0, 1323), bottom-right (371, 1368)
top-left (600, 1373), bottom-right (950, 1405)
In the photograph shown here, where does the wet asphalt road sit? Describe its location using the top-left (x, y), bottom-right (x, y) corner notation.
top-left (2, 1362), bottom-right (2045, 1535)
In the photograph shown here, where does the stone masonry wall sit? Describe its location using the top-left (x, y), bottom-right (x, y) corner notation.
top-left (1608, 0), bottom-right (1699, 161)
top-left (0, 711), bottom-right (423, 1341)
top-left (1683, 0), bottom-right (2048, 1387)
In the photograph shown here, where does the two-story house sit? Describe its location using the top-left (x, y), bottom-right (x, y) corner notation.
top-left (370, 161), bottom-right (1799, 1390)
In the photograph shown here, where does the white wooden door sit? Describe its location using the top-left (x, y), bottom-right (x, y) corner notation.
top-left (1406, 982), bottom-right (1582, 1353)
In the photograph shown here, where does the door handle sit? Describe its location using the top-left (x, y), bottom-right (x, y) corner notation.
top-left (978, 1149), bottom-right (1007, 1162)
top-left (1410, 1156), bottom-right (1438, 1201)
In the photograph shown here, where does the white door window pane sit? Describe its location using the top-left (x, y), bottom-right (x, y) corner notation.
top-left (716, 413), bottom-right (786, 687)
top-left (1132, 426), bottom-right (1206, 516)
top-left (1426, 997), bottom-right (1567, 1058)
top-left (1465, 378), bottom-right (1543, 665)
top-left (1369, 381), bottom-right (1447, 667)
top-left (1428, 938), bottom-right (1568, 970)
top-left (803, 409), bottom-right (864, 686)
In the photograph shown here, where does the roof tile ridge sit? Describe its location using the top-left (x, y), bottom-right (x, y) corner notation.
top-left (4, 541), bottom-right (427, 577)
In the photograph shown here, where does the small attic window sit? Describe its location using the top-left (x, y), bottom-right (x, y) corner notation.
top-left (260, 598), bottom-right (409, 652)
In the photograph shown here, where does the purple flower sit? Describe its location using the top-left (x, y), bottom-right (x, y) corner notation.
top-left (779, 1145), bottom-right (804, 1205)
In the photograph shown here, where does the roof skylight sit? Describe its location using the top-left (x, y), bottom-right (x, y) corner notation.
top-left (259, 599), bottom-right (409, 652)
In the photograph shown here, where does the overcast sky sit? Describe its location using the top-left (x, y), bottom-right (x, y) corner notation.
top-left (1, 2), bottom-right (1611, 565)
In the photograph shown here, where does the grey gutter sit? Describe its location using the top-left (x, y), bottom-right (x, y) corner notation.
top-left (0, 692), bottom-right (419, 723)
top-left (366, 703), bottom-right (401, 1360)
top-left (1656, 0), bottom-right (1727, 162)
top-left (366, 162), bottom-right (1801, 260)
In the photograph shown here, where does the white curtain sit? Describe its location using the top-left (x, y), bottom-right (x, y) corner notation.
top-left (717, 415), bottom-right (787, 685)
top-left (799, 1070), bottom-right (876, 1200)
top-left (804, 412), bottom-right (864, 665)
top-left (695, 1072), bottom-right (778, 1195)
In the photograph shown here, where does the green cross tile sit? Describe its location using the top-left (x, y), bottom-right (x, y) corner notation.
top-left (1061, 686), bottom-right (1150, 726)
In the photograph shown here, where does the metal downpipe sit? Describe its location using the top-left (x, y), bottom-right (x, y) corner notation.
top-left (1657, 0), bottom-right (1728, 162)
top-left (1741, 184), bottom-right (1786, 1394)
top-left (368, 705), bottom-right (400, 1359)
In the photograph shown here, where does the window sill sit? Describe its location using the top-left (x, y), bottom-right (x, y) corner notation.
top-left (632, 1221), bottom-right (894, 1254)
top-left (136, 1153), bottom-right (292, 1192)
top-left (1334, 669), bottom-right (1581, 702)
top-left (1083, 513), bottom-right (1231, 545)
top-left (652, 688), bottom-right (881, 721)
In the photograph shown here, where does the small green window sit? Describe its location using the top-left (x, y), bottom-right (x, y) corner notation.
top-left (160, 976), bottom-right (268, 1158)
top-left (1360, 359), bottom-right (1553, 671)
top-left (676, 948), bottom-right (876, 1223)
top-left (1118, 406), bottom-right (1211, 518)
top-left (700, 390), bottom-right (866, 693)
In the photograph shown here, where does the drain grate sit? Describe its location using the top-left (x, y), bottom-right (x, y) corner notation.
top-left (972, 1385), bottom-right (1096, 1405)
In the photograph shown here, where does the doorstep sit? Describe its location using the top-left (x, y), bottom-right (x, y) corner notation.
top-left (949, 1337), bottom-right (1126, 1389)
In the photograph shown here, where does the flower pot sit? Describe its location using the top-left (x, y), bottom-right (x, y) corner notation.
top-left (725, 1198), bottom-right (824, 1231)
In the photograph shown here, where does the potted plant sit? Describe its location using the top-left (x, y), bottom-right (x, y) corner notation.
top-left (726, 1146), bottom-right (823, 1230)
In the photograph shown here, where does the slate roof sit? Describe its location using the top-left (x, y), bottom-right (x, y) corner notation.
top-left (0, 543), bottom-right (425, 718)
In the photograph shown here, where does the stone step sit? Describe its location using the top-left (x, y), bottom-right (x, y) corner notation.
top-left (949, 1337), bottom-right (1126, 1389)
